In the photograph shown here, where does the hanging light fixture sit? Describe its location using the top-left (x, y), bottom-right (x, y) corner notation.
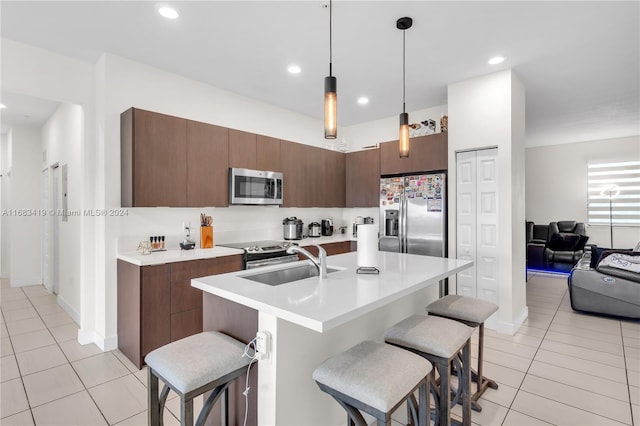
top-left (397, 17), bottom-right (412, 157)
top-left (324, 0), bottom-right (337, 139)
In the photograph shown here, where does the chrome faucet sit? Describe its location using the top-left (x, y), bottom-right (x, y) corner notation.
top-left (286, 245), bottom-right (327, 279)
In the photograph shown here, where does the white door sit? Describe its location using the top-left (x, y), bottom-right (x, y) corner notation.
top-left (42, 169), bottom-right (52, 293)
top-left (455, 148), bottom-right (499, 303)
top-left (475, 148), bottom-right (499, 305)
top-left (456, 151), bottom-right (477, 297)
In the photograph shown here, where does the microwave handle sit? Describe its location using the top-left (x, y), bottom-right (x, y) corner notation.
top-left (274, 178), bottom-right (281, 200)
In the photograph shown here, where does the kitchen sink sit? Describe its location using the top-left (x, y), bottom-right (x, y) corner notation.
top-left (240, 264), bottom-right (340, 286)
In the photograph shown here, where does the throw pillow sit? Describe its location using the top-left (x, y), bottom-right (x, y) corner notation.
top-left (635, 241), bottom-right (640, 252)
top-left (547, 232), bottom-right (581, 251)
top-left (590, 246), bottom-right (610, 269)
top-left (597, 249), bottom-right (637, 267)
top-left (575, 235), bottom-right (589, 251)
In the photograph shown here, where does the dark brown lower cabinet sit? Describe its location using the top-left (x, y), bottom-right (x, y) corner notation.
top-left (301, 240), bottom-right (355, 257)
top-left (117, 255), bottom-right (243, 369)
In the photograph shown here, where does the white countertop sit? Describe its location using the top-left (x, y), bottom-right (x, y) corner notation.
top-left (192, 252), bottom-right (472, 332)
top-left (116, 234), bottom-right (356, 266)
top-left (117, 246), bottom-right (245, 266)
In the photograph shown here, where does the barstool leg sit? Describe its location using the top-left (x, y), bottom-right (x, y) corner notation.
top-left (419, 378), bottom-right (430, 426)
top-left (436, 362), bottom-right (451, 426)
top-left (181, 397), bottom-right (194, 426)
top-left (461, 341), bottom-right (472, 426)
top-left (148, 369), bottom-right (160, 426)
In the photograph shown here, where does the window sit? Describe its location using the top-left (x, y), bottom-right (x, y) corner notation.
top-left (588, 161), bottom-right (640, 226)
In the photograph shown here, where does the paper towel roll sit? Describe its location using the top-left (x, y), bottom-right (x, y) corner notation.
top-left (357, 224), bottom-right (378, 268)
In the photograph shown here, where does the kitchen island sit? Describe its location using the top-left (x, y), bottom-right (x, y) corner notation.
top-left (192, 251), bottom-right (472, 425)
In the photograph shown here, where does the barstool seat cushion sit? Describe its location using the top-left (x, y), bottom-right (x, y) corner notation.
top-left (145, 331), bottom-right (250, 394)
top-left (426, 295), bottom-right (498, 324)
top-left (313, 340), bottom-right (431, 413)
top-left (384, 315), bottom-right (474, 359)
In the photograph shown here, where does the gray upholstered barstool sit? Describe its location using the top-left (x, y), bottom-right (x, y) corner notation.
top-left (426, 295), bottom-right (498, 411)
top-left (313, 340), bottom-right (432, 426)
top-left (145, 331), bottom-right (251, 426)
top-left (385, 315), bottom-right (475, 426)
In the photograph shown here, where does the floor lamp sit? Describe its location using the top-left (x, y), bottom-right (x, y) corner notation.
top-left (599, 185), bottom-right (620, 247)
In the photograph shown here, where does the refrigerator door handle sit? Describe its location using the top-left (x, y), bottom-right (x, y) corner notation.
top-left (401, 189), bottom-right (408, 252)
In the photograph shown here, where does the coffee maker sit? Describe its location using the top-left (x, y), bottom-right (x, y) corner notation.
top-left (321, 218), bottom-right (333, 236)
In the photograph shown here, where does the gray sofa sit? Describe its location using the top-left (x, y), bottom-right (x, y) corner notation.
top-left (568, 251), bottom-right (640, 319)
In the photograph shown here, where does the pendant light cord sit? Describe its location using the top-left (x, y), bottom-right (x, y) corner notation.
top-left (402, 29), bottom-right (406, 114)
top-left (329, 0), bottom-right (333, 77)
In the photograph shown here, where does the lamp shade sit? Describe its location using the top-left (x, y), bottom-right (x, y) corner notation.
top-left (399, 112), bottom-right (409, 157)
top-left (324, 75), bottom-right (337, 139)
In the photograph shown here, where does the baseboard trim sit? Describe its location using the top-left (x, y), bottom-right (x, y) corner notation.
top-left (57, 294), bottom-right (80, 326)
top-left (77, 329), bottom-right (118, 352)
top-left (8, 278), bottom-right (43, 287)
top-left (489, 306), bottom-right (529, 335)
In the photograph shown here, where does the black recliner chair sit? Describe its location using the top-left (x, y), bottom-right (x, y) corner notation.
top-left (543, 221), bottom-right (588, 272)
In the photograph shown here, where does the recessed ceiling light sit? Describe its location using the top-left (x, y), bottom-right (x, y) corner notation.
top-left (357, 97), bottom-right (369, 105)
top-left (157, 5), bottom-right (179, 19)
top-left (0, 104), bottom-right (6, 109)
top-left (488, 56), bottom-right (505, 65)
top-left (287, 65), bottom-right (301, 74)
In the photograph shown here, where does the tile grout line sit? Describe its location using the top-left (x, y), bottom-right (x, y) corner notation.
top-left (1, 286), bottom-right (37, 425)
top-left (501, 272), bottom-right (566, 425)
top-left (621, 322), bottom-right (636, 426)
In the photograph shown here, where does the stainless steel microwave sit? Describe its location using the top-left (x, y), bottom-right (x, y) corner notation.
top-left (229, 168), bottom-right (283, 205)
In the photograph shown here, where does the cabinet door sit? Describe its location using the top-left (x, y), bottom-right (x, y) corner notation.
top-left (140, 264), bottom-right (171, 358)
top-left (256, 135), bottom-right (281, 172)
top-left (323, 150), bottom-right (346, 207)
top-left (202, 254), bottom-right (244, 276)
top-left (186, 120), bottom-right (229, 207)
top-left (410, 133), bottom-right (447, 173)
top-left (170, 260), bottom-right (206, 314)
top-left (380, 139), bottom-right (411, 176)
top-left (281, 140), bottom-right (313, 207)
top-left (229, 129), bottom-right (257, 169)
top-left (346, 149), bottom-right (380, 207)
top-left (128, 108), bottom-right (188, 207)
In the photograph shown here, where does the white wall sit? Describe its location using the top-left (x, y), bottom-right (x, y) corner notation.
top-left (526, 135), bottom-right (640, 248)
top-left (41, 103), bottom-right (85, 320)
top-left (342, 105), bottom-right (447, 151)
top-left (6, 126), bottom-right (43, 286)
top-left (447, 69), bottom-right (527, 335)
top-left (1, 133), bottom-right (11, 278)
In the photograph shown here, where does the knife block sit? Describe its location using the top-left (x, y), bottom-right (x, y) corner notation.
top-left (200, 226), bottom-right (213, 249)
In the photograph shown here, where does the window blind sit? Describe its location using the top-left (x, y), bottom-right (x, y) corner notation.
top-left (587, 160), bottom-right (640, 226)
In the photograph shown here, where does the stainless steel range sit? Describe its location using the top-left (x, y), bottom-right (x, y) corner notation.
top-left (217, 240), bottom-right (300, 269)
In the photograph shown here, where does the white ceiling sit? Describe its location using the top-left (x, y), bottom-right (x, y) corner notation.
top-left (1, 1), bottom-right (638, 147)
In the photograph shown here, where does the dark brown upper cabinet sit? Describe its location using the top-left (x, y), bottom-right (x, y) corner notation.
top-left (228, 129), bottom-right (257, 169)
top-left (346, 148), bottom-right (380, 207)
top-left (121, 108), bottom-right (188, 207)
top-left (256, 135), bottom-right (281, 172)
top-left (380, 133), bottom-right (447, 176)
top-left (379, 139), bottom-right (412, 176)
top-left (186, 120), bottom-right (229, 207)
top-left (410, 133), bottom-right (448, 173)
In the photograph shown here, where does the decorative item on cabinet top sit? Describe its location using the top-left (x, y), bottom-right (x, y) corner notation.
top-left (409, 119), bottom-right (436, 137)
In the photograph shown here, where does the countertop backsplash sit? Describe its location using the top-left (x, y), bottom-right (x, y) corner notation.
top-left (115, 206), bottom-right (376, 253)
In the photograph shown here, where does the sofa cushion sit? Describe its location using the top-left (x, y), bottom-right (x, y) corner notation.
top-left (589, 246), bottom-right (632, 269)
top-left (548, 233), bottom-right (587, 251)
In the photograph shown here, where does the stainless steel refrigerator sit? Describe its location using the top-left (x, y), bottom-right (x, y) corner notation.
top-left (379, 172), bottom-right (447, 259)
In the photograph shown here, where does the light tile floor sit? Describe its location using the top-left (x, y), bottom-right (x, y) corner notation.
top-left (1, 273), bottom-right (639, 425)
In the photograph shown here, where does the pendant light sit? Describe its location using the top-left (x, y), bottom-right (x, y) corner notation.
top-left (397, 17), bottom-right (412, 157)
top-left (324, 0), bottom-right (337, 139)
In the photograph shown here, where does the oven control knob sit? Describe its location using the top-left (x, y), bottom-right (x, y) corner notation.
top-left (247, 246), bottom-right (255, 252)
top-left (251, 246), bottom-right (259, 252)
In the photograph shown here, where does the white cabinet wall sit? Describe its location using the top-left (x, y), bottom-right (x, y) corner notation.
top-left (456, 148), bottom-right (499, 305)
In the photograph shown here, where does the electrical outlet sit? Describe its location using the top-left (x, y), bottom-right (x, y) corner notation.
top-left (255, 331), bottom-right (270, 358)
